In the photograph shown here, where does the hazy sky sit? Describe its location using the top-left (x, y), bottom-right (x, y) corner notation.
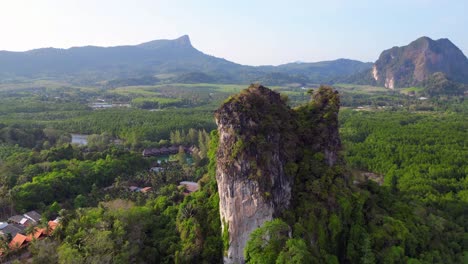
top-left (0, 0), bottom-right (466, 65)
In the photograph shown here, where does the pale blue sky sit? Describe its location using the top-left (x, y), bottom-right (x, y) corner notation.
top-left (0, 0), bottom-right (466, 65)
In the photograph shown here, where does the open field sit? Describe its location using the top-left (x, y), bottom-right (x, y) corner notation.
top-left (333, 83), bottom-right (389, 94)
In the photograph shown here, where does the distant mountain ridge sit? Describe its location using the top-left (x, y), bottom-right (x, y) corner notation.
top-left (263, 59), bottom-right (372, 80)
top-left (370, 36), bottom-right (468, 89)
top-left (0, 35), bottom-right (371, 85)
top-left (0, 35), bottom-right (241, 81)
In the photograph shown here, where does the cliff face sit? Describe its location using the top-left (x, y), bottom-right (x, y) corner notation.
top-left (215, 85), bottom-right (296, 263)
top-left (372, 37), bottom-right (468, 88)
top-left (214, 84), bottom-right (341, 263)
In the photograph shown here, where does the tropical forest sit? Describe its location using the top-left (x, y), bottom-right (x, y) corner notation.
top-left (0, 2), bottom-right (467, 263)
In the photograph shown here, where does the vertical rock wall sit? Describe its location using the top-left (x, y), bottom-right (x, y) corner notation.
top-left (214, 85), bottom-right (294, 263)
top-left (214, 84), bottom-right (342, 263)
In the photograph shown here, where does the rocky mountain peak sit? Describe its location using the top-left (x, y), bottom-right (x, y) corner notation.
top-left (137, 35), bottom-right (193, 50)
top-left (214, 84), bottom-right (342, 263)
top-left (371, 36), bottom-right (468, 88)
top-left (215, 84), bottom-right (296, 263)
top-left (174, 34), bottom-right (192, 46)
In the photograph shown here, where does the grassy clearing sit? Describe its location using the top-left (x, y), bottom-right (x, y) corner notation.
top-left (334, 83), bottom-right (389, 94)
top-left (400, 86), bottom-right (424, 94)
top-left (112, 86), bottom-right (161, 96)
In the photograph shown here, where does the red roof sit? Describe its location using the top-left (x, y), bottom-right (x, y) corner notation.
top-left (48, 221), bottom-right (59, 233)
top-left (9, 234), bottom-right (28, 250)
top-left (179, 181), bottom-right (199, 193)
top-left (26, 228), bottom-right (47, 242)
top-left (2, 221), bottom-right (60, 254)
top-left (140, 187), bottom-right (152, 193)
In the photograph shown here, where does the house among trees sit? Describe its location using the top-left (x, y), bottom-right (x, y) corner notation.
top-left (7, 215), bottom-right (26, 225)
top-left (179, 181), bottom-right (199, 195)
top-left (8, 211), bottom-right (42, 226)
top-left (129, 186), bottom-right (152, 193)
top-left (129, 186), bottom-right (139, 192)
top-left (140, 187), bottom-right (152, 193)
top-left (0, 218), bottom-right (60, 256)
top-left (168, 146), bottom-right (179, 153)
top-left (150, 166), bottom-right (164, 173)
top-left (48, 220), bottom-right (59, 233)
top-left (8, 234), bottom-right (28, 251)
top-left (159, 147), bottom-right (170, 155)
top-left (142, 145), bottom-right (194, 157)
top-left (23, 211), bottom-right (42, 224)
top-left (26, 228), bottom-right (47, 241)
top-left (142, 148), bottom-right (161, 157)
top-left (0, 224), bottom-right (26, 238)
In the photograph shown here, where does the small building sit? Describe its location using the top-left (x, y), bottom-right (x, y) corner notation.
top-left (168, 146), bottom-right (179, 153)
top-left (142, 148), bottom-right (163, 157)
top-left (129, 186), bottom-right (140, 192)
top-left (9, 234), bottom-right (29, 250)
top-left (9, 215), bottom-right (33, 226)
top-left (150, 167), bottom-right (164, 173)
top-left (128, 186), bottom-right (152, 193)
top-left (0, 224), bottom-right (26, 238)
top-left (48, 220), bottom-right (59, 234)
top-left (151, 148), bottom-right (161, 155)
top-left (142, 149), bottom-right (150, 157)
top-left (179, 181), bottom-right (199, 194)
top-left (0, 218), bottom-right (60, 255)
top-left (8, 215), bottom-right (25, 225)
top-left (26, 228), bottom-right (47, 241)
top-left (140, 187), bottom-right (152, 193)
top-left (142, 145), bottom-right (189, 157)
top-left (103, 185), bottom-right (115, 191)
top-left (0, 222), bottom-right (8, 230)
top-left (159, 147), bottom-right (170, 155)
top-left (8, 211), bottom-right (41, 226)
top-left (24, 211), bottom-right (42, 224)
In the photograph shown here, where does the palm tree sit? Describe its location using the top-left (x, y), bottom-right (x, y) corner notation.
top-left (38, 216), bottom-right (50, 236)
top-left (24, 224), bottom-right (38, 239)
top-left (0, 235), bottom-right (10, 255)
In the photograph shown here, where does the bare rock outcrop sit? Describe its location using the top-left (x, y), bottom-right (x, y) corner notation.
top-left (214, 84), bottom-right (342, 263)
top-left (372, 36), bottom-right (468, 88)
top-left (215, 85), bottom-right (295, 263)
